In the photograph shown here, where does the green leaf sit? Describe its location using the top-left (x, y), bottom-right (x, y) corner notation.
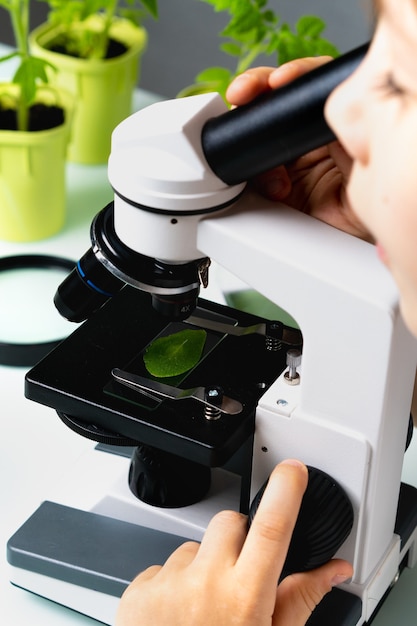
top-left (220, 42), bottom-right (242, 57)
top-left (12, 56), bottom-right (54, 106)
top-left (143, 329), bottom-right (207, 378)
top-left (296, 15), bottom-right (325, 39)
top-left (139, 0), bottom-right (158, 19)
top-left (187, 1), bottom-right (339, 99)
top-left (195, 66), bottom-right (232, 82)
top-left (313, 39), bottom-right (340, 58)
top-left (199, 0), bottom-right (236, 11)
top-left (13, 59), bottom-right (37, 104)
top-left (0, 51), bottom-right (20, 64)
top-left (262, 10), bottom-right (277, 25)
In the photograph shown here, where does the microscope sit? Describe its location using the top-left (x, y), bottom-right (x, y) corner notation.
top-left (7, 44), bottom-right (417, 625)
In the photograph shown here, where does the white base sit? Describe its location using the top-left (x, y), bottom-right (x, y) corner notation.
top-left (48, 444), bottom-right (242, 541)
top-left (8, 444), bottom-right (417, 625)
top-left (9, 565), bottom-right (118, 626)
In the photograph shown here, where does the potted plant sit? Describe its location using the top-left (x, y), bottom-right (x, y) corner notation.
top-left (0, 0), bottom-right (73, 242)
top-left (178, 0), bottom-right (339, 101)
top-left (30, 0), bottom-right (158, 164)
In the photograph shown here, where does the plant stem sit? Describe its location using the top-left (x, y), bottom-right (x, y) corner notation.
top-left (10, 0), bottom-right (30, 130)
top-left (236, 41), bottom-right (267, 75)
top-left (95, 0), bottom-right (119, 59)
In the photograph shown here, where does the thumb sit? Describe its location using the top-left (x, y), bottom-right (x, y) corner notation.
top-left (272, 559), bottom-right (353, 626)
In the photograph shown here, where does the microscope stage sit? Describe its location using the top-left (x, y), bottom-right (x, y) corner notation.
top-left (25, 287), bottom-right (292, 467)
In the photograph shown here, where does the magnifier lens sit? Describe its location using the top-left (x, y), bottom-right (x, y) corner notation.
top-left (0, 267), bottom-right (77, 343)
top-left (0, 255), bottom-right (78, 367)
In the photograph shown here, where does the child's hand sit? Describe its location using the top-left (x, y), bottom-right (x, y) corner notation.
top-left (116, 460), bottom-right (352, 626)
top-left (226, 59), bottom-right (372, 242)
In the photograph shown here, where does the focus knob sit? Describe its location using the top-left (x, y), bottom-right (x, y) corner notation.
top-left (249, 466), bottom-right (354, 577)
top-left (129, 444), bottom-right (211, 508)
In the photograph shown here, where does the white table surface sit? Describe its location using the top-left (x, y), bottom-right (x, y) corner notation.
top-left (2, 45), bottom-right (417, 626)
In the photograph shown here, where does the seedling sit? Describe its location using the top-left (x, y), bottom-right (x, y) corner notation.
top-left (0, 0), bottom-right (56, 130)
top-left (37, 0), bottom-right (158, 59)
top-left (187, 0), bottom-right (339, 100)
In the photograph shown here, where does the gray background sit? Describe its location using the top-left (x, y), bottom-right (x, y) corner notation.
top-left (0, 1), bottom-right (373, 98)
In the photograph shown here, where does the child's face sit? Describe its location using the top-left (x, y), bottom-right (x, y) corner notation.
top-left (325, 0), bottom-right (417, 336)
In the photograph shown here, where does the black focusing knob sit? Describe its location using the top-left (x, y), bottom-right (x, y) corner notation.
top-left (129, 444), bottom-right (211, 508)
top-left (249, 466), bottom-right (354, 577)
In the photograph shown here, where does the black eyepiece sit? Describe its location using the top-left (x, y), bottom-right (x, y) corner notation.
top-left (202, 43), bottom-right (368, 185)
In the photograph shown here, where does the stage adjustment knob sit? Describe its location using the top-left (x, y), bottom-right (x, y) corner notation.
top-left (249, 466), bottom-right (354, 577)
top-left (129, 444), bottom-right (211, 508)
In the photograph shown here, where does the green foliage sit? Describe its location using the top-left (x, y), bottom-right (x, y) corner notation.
top-left (144, 329), bottom-right (207, 378)
top-left (0, 0), bottom-right (55, 130)
top-left (12, 54), bottom-right (55, 103)
top-left (37, 0), bottom-right (158, 59)
top-left (186, 0), bottom-right (339, 101)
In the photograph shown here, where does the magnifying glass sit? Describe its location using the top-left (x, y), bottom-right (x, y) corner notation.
top-left (0, 255), bottom-right (78, 367)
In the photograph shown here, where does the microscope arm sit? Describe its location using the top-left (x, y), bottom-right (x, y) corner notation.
top-left (198, 193), bottom-right (417, 585)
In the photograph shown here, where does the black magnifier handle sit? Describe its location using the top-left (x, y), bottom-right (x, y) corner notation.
top-left (202, 43), bottom-right (368, 186)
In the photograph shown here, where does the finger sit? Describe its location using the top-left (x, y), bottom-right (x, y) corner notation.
top-left (327, 140), bottom-right (352, 183)
top-left (160, 540), bottom-right (200, 571)
top-left (116, 567), bottom-right (163, 626)
top-left (194, 509), bottom-right (248, 566)
top-left (237, 460), bottom-right (308, 586)
top-left (226, 67), bottom-right (276, 105)
top-left (127, 563), bottom-right (162, 585)
top-left (226, 57), bottom-right (333, 107)
top-left (267, 56), bottom-right (333, 90)
top-left (273, 559), bottom-right (353, 626)
top-left (252, 166), bottom-right (292, 200)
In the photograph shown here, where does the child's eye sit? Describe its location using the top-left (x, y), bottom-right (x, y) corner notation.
top-left (376, 73), bottom-right (406, 98)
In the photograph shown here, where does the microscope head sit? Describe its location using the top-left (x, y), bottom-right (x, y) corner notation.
top-left (54, 45), bottom-right (366, 323)
top-left (54, 93), bottom-right (246, 322)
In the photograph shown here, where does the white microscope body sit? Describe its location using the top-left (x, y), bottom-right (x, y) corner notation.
top-left (107, 93), bottom-right (417, 621)
top-left (8, 52), bottom-right (417, 626)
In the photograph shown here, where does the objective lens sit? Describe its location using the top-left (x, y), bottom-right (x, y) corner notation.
top-left (54, 248), bottom-right (123, 322)
top-left (151, 288), bottom-right (200, 321)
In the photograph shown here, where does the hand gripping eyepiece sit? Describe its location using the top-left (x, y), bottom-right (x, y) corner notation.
top-left (202, 44), bottom-right (368, 185)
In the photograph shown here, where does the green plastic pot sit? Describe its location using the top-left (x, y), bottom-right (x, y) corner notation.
top-left (30, 17), bottom-right (147, 164)
top-left (0, 85), bottom-right (72, 242)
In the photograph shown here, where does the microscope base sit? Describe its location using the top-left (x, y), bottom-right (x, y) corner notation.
top-left (8, 500), bottom-right (363, 626)
top-left (7, 445), bottom-right (417, 626)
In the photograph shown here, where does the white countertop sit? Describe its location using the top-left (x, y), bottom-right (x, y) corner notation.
top-left (1, 43), bottom-right (417, 626)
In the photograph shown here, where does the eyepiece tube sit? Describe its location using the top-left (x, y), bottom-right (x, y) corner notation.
top-left (202, 43), bottom-right (368, 186)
